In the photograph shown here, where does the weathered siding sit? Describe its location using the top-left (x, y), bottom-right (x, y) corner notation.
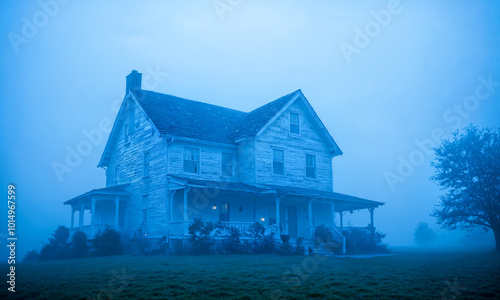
top-left (106, 99), bottom-right (168, 237)
top-left (235, 137), bottom-right (255, 184)
top-left (255, 99), bottom-right (333, 191)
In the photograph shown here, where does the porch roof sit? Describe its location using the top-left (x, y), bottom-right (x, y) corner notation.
top-left (168, 176), bottom-right (383, 211)
top-left (168, 175), bottom-right (273, 194)
top-left (63, 184), bottom-right (130, 205)
top-left (264, 184), bottom-right (384, 211)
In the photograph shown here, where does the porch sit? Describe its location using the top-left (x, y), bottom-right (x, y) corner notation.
top-left (166, 176), bottom-right (384, 253)
top-left (63, 185), bottom-right (130, 239)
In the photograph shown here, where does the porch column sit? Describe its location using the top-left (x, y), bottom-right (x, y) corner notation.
top-left (79, 203), bottom-right (84, 230)
top-left (307, 199), bottom-right (313, 238)
top-left (91, 196), bottom-right (96, 236)
top-left (330, 201), bottom-right (335, 228)
top-left (339, 211), bottom-right (344, 231)
top-left (275, 195), bottom-right (280, 239)
top-left (167, 189), bottom-right (175, 237)
top-left (70, 205), bottom-right (75, 229)
top-left (183, 188), bottom-right (191, 235)
top-left (115, 196), bottom-right (120, 230)
top-left (369, 207), bottom-right (375, 228)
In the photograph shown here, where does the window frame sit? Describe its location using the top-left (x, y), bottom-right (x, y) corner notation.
top-left (289, 112), bottom-right (300, 135)
top-left (272, 148), bottom-right (285, 176)
top-left (144, 151), bottom-right (150, 177)
top-left (221, 152), bottom-right (234, 177)
top-left (183, 146), bottom-right (200, 174)
top-left (305, 153), bottom-right (317, 179)
top-left (115, 166), bottom-right (120, 185)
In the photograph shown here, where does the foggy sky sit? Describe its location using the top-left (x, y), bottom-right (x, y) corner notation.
top-left (1, 0), bottom-right (500, 259)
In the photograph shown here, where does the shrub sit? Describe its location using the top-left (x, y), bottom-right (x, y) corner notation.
top-left (294, 237), bottom-right (305, 255)
top-left (223, 226), bottom-right (242, 254)
top-left (343, 227), bottom-right (389, 254)
top-left (23, 250), bottom-right (39, 262)
top-left (279, 235), bottom-right (293, 255)
top-left (70, 230), bottom-right (89, 258)
top-left (130, 231), bottom-right (150, 255)
top-left (92, 228), bottom-right (122, 256)
top-left (247, 222), bottom-right (276, 254)
top-left (314, 225), bottom-right (333, 247)
top-left (39, 225), bottom-right (70, 260)
top-left (188, 218), bottom-right (216, 254)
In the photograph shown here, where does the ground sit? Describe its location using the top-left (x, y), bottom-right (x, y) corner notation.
top-left (2, 250), bottom-right (500, 299)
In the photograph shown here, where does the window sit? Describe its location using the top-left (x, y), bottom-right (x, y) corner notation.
top-left (183, 147), bottom-right (200, 174)
top-left (124, 125), bottom-right (129, 143)
top-left (290, 112), bottom-right (300, 134)
top-left (128, 102), bottom-right (135, 134)
top-left (115, 166), bottom-right (119, 184)
top-left (273, 149), bottom-right (284, 175)
top-left (306, 154), bottom-right (316, 179)
top-left (221, 152), bottom-right (234, 176)
top-left (219, 202), bottom-right (230, 222)
top-left (142, 195), bottom-right (148, 224)
top-left (144, 151), bottom-right (150, 177)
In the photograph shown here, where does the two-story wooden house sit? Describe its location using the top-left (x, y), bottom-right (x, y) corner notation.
top-left (64, 70), bottom-right (383, 252)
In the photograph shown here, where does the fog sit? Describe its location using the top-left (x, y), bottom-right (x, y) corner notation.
top-left (1, 0), bottom-right (499, 260)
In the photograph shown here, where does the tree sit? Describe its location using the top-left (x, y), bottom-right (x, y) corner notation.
top-left (70, 230), bottom-right (89, 258)
top-left (92, 228), bottom-right (122, 256)
top-left (414, 222), bottom-right (436, 246)
top-left (39, 225), bottom-right (70, 260)
top-left (431, 125), bottom-right (500, 251)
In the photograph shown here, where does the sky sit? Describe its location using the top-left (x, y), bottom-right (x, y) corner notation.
top-left (1, 0), bottom-right (499, 259)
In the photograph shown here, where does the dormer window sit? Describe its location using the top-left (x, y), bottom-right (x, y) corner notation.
top-left (290, 112), bottom-right (300, 134)
top-left (183, 147), bottom-right (200, 174)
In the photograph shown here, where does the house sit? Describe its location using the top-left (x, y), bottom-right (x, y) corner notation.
top-left (64, 70), bottom-right (383, 253)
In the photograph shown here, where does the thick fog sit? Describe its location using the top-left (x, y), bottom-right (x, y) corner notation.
top-left (1, 0), bottom-right (499, 260)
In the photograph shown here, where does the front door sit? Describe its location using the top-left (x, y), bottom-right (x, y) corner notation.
top-left (279, 205), bottom-right (298, 238)
top-left (288, 206), bottom-right (297, 239)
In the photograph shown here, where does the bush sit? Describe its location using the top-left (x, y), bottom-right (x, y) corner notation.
top-left (294, 237), bottom-right (305, 255)
top-left (343, 227), bottom-right (389, 254)
top-left (279, 235), bottom-right (293, 255)
top-left (92, 228), bottom-right (122, 256)
top-left (39, 225), bottom-right (70, 260)
top-left (70, 230), bottom-right (89, 258)
top-left (314, 225), bottom-right (333, 247)
top-left (188, 218), bottom-right (216, 254)
top-left (248, 222), bottom-right (276, 254)
top-left (130, 231), bottom-right (151, 255)
top-left (23, 250), bottom-right (39, 262)
top-left (223, 226), bottom-right (242, 254)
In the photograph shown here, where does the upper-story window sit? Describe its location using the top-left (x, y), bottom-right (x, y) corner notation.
top-left (128, 102), bottom-right (135, 134)
top-left (144, 151), bottom-right (150, 177)
top-left (290, 112), bottom-right (300, 135)
top-left (115, 166), bottom-right (120, 185)
top-left (306, 154), bottom-right (316, 179)
top-left (273, 149), bottom-right (284, 175)
top-left (221, 152), bottom-right (234, 177)
top-left (183, 147), bottom-right (200, 174)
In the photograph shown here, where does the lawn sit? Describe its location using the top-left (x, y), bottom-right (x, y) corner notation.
top-left (2, 251), bottom-right (500, 299)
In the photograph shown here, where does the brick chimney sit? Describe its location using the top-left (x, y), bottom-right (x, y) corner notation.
top-left (126, 70), bottom-right (142, 93)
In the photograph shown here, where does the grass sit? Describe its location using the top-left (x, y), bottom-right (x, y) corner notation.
top-left (2, 250), bottom-right (500, 299)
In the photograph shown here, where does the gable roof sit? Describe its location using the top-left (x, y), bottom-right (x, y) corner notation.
top-left (99, 88), bottom-right (342, 167)
top-left (132, 89), bottom-right (246, 144)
